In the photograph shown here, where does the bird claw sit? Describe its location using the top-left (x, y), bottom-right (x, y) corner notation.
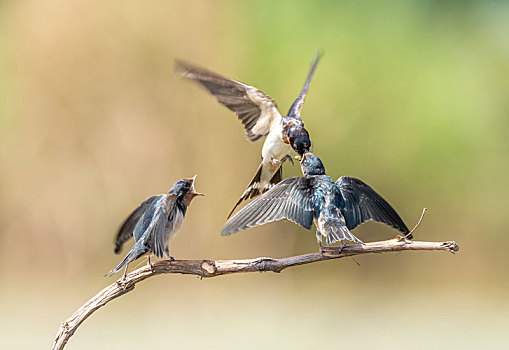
top-left (118, 272), bottom-right (128, 287)
top-left (281, 155), bottom-right (294, 165)
top-left (169, 256), bottom-right (175, 263)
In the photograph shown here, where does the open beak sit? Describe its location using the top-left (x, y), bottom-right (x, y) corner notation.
top-left (188, 174), bottom-right (204, 196)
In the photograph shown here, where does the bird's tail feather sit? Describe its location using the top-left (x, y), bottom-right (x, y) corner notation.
top-left (227, 163), bottom-right (282, 218)
top-left (324, 220), bottom-right (364, 246)
top-left (104, 244), bottom-right (148, 277)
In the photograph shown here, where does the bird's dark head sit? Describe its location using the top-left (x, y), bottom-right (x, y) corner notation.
top-left (290, 128), bottom-right (311, 156)
top-left (169, 175), bottom-right (204, 205)
top-left (300, 152), bottom-right (325, 176)
top-left (282, 120), bottom-right (311, 156)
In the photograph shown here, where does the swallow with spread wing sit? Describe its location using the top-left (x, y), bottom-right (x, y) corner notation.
top-left (222, 153), bottom-right (410, 250)
top-left (175, 53), bottom-right (320, 217)
top-left (106, 176), bottom-right (203, 277)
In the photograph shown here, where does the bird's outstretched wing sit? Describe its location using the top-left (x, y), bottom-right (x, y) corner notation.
top-left (335, 176), bottom-right (411, 238)
top-left (287, 50), bottom-right (321, 119)
top-left (175, 60), bottom-right (282, 142)
top-left (114, 195), bottom-right (163, 254)
top-left (221, 177), bottom-right (314, 236)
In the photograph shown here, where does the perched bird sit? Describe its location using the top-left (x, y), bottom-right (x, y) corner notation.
top-left (175, 52), bottom-right (320, 217)
top-left (222, 153), bottom-right (410, 250)
top-left (106, 176), bottom-right (203, 277)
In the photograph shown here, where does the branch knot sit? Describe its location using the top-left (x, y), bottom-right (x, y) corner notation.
top-left (201, 260), bottom-right (217, 276)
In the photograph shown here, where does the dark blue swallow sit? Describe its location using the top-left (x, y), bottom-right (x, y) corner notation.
top-left (175, 52), bottom-right (320, 218)
top-left (221, 153), bottom-right (410, 249)
top-left (106, 176), bottom-right (203, 277)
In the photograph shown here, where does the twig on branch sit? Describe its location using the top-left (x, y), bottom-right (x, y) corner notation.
top-left (403, 207), bottom-right (428, 239)
top-left (52, 237), bottom-right (459, 350)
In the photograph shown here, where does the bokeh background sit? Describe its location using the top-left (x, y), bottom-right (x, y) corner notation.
top-left (1, 0), bottom-right (508, 349)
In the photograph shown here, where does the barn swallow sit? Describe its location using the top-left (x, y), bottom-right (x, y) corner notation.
top-left (221, 153), bottom-right (410, 250)
top-left (105, 176), bottom-right (203, 277)
top-left (175, 52), bottom-right (320, 217)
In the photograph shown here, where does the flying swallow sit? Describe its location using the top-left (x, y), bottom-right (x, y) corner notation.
top-left (106, 176), bottom-right (203, 277)
top-left (221, 153), bottom-right (410, 250)
top-left (175, 52), bottom-right (320, 217)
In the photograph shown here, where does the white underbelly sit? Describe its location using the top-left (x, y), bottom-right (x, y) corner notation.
top-left (257, 120), bottom-right (292, 190)
top-left (261, 121), bottom-right (291, 161)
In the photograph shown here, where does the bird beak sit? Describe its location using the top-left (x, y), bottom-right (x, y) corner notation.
top-left (188, 174), bottom-right (204, 196)
top-left (294, 155), bottom-right (302, 162)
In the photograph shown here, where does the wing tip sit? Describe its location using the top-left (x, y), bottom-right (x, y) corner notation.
top-left (173, 59), bottom-right (213, 80)
top-left (173, 59), bottom-right (188, 76)
top-left (221, 226), bottom-right (238, 236)
top-left (173, 59), bottom-right (195, 75)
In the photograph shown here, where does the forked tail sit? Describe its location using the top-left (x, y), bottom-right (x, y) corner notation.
top-left (323, 219), bottom-right (364, 246)
top-left (104, 243), bottom-right (148, 277)
top-left (227, 163), bottom-right (282, 218)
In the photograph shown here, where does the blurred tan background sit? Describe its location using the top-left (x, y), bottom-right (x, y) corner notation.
top-left (1, 0), bottom-right (508, 349)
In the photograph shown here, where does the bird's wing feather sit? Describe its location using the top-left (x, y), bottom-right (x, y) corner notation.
top-left (132, 195), bottom-right (167, 243)
top-left (221, 177), bottom-right (314, 236)
top-left (148, 195), bottom-right (176, 258)
top-left (175, 60), bottom-right (282, 142)
top-left (336, 176), bottom-right (410, 236)
top-left (114, 195), bottom-right (163, 254)
top-left (287, 50), bottom-right (321, 119)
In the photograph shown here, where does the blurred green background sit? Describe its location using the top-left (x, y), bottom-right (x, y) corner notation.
top-left (1, 0), bottom-right (508, 349)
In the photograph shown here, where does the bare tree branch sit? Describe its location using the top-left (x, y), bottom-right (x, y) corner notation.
top-left (52, 237), bottom-right (459, 350)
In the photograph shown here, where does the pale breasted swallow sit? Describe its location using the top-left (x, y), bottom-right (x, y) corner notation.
top-left (175, 52), bottom-right (320, 218)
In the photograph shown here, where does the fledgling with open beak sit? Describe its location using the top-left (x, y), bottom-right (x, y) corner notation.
top-left (222, 153), bottom-right (410, 251)
top-left (105, 176), bottom-right (203, 277)
top-left (175, 51), bottom-right (320, 218)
